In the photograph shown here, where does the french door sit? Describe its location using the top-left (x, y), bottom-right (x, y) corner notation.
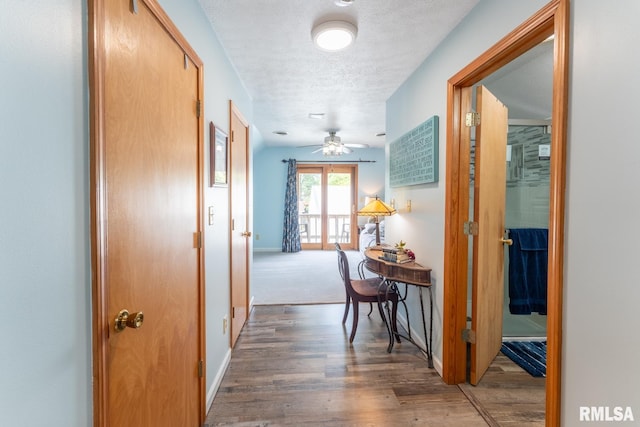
top-left (297, 164), bottom-right (357, 250)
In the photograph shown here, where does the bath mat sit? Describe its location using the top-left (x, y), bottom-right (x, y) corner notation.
top-left (501, 341), bottom-right (546, 377)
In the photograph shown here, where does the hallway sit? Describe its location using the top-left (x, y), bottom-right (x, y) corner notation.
top-left (205, 304), bottom-right (544, 426)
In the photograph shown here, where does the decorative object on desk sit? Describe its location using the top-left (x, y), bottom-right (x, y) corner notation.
top-left (394, 240), bottom-right (406, 252)
top-left (406, 249), bottom-right (415, 260)
top-left (357, 196), bottom-right (396, 246)
top-left (380, 246), bottom-right (412, 264)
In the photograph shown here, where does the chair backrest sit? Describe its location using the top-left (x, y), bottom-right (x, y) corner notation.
top-left (336, 247), bottom-right (354, 294)
top-left (335, 242), bottom-right (344, 280)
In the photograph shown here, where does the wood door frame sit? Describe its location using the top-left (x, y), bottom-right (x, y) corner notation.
top-left (441, 1), bottom-right (569, 426)
top-left (297, 163), bottom-right (358, 250)
top-left (88, 0), bottom-right (206, 424)
top-left (228, 100), bottom-right (250, 347)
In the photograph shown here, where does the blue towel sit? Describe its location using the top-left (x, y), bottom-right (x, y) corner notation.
top-left (508, 228), bottom-right (548, 315)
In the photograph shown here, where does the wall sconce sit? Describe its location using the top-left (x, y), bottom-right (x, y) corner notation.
top-left (406, 200), bottom-right (412, 213)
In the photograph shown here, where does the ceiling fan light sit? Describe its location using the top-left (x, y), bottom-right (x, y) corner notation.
top-left (312, 21), bottom-right (357, 52)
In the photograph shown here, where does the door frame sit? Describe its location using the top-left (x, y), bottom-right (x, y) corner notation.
top-left (441, 1), bottom-right (569, 426)
top-left (228, 100), bottom-right (251, 347)
top-left (297, 164), bottom-right (358, 250)
top-left (88, 0), bottom-right (206, 424)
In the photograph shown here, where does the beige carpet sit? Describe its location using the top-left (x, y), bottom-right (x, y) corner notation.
top-left (251, 249), bottom-right (368, 305)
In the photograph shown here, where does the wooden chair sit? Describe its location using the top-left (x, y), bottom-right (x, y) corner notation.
top-left (335, 244), bottom-right (400, 343)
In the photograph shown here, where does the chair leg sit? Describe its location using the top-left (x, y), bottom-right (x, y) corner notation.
top-left (349, 300), bottom-right (359, 343)
top-left (342, 293), bottom-right (350, 324)
top-left (367, 302), bottom-right (374, 316)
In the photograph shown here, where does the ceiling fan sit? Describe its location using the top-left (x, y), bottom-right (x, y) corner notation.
top-left (301, 131), bottom-right (369, 156)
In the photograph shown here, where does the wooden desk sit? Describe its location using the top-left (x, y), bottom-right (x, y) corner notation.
top-left (364, 248), bottom-right (434, 368)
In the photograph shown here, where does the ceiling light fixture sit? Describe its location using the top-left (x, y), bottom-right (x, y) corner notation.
top-left (311, 21), bottom-right (357, 52)
top-left (322, 132), bottom-right (345, 156)
top-left (334, 0), bottom-right (355, 6)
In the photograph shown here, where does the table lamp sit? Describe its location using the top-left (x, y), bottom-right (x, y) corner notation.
top-left (357, 196), bottom-right (396, 246)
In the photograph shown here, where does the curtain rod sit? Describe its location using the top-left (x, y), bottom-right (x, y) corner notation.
top-left (281, 159), bottom-right (376, 163)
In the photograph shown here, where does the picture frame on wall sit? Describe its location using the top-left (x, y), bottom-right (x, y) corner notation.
top-left (210, 121), bottom-right (228, 186)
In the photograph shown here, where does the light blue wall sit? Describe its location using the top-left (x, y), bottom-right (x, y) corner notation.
top-left (252, 146), bottom-right (385, 250)
top-left (0, 0), bottom-right (91, 425)
top-left (0, 0), bottom-right (252, 424)
top-left (387, 0), bottom-right (640, 425)
top-left (385, 0), bottom-right (548, 375)
top-left (3, 0), bottom-right (639, 425)
top-left (156, 0), bottom-right (253, 409)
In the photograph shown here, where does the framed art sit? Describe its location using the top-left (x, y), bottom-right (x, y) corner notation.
top-left (210, 121), bottom-right (228, 186)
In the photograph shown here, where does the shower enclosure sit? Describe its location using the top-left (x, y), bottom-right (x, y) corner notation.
top-left (502, 124), bottom-right (550, 338)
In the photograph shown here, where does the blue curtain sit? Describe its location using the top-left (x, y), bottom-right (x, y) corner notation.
top-left (282, 159), bottom-right (301, 252)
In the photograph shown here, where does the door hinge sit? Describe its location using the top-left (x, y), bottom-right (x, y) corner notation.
top-left (130, 0), bottom-right (138, 14)
top-left (231, 130), bottom-right (235, 142)
top-left (194, 231), bottom-right (202, 248)
top-left (196, 100), bottom-right (201, 118)
top-left (463, 221), bottom-right (478, 236)
top-left (465, 112), bottom-right (480, 127)
top-left (198, 360), bottom-right (204, 378)
top-left (232, 306), bottom-right (235, 318)
top-left (462, 328), bottom-right (476, 343)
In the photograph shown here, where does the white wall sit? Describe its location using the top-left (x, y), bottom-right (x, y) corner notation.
top-left (387, 0), bottom-right (640, 424)
top-left (0, 0), bottom-right (91, 425)
top-left (563, 1), bottom-right (640, 424)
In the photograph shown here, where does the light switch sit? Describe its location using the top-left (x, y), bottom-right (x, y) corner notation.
top-left (208, 206), bottom-right (214, 225)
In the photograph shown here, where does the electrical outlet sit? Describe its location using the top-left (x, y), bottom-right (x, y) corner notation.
top-left (222, 315), bottom-right (228, 334)
top-left (255, 233), bottom-right (260, 240)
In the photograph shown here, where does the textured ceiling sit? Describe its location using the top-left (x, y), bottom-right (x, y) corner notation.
top-left (197, 0), bottom-right (479, 148)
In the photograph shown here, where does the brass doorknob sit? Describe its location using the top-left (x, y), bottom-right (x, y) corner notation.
top-left (241, 231), bottom-right (252, 237)
top-left (114, 309), bottom-right (144, 333)
top-left (500, 238), bottom-right (513, 246)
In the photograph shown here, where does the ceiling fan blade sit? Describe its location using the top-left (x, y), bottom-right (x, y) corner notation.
top-left (296, 144), bottom-right (323, 148)
top-left (343, 146), bottom-right (353, 154)
top-left (311, 147), bottom-right (324, 154)
top-left (344, 143), bottom-right (369, 148)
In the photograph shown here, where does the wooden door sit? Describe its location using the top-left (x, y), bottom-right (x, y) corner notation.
top-left (229, 101), bottom-right (250, 347)
top-left (91, 0), bottom-right (204, 425)
top-left (470, 85), bottom-right (508, 385)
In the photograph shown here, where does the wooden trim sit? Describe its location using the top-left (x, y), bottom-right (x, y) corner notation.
top-left (141, 0), bottom-right (203, 67)
top-left (194, 51), bottom-right (207, 427)
top-left (90, 0), bottom-right (206, 425)
top-left (545, 1), bottom-right (570, 425)
top-left (442, 1), bottom-right (568, 426)
top-left (89, 1), bottom-right (108, 424)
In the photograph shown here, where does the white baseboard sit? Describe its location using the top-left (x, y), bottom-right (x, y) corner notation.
top-left (206, 348), bottom-right (232, 413)
top-left (397, 312), bottom-right (443, 377)
top-left (253, 247), bottom-right (281, 252)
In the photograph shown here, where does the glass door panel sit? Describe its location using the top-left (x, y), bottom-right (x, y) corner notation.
top-left (298, 169), bottom-right (323, 248)
top-left (298, 165), bottom-right (356, 250)
top-left (327, 172), bottom-right (352, 245)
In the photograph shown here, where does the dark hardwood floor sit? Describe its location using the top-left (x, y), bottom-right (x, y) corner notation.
top-left (205, 304), bottom-right (544, 426)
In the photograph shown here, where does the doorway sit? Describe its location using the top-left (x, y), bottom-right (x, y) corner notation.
top-left (229, 101), bottom-right (251, 348)
top-left (442, 1), bottom-right (569, 425)
top-left (297, 164), bottom-right (358, 250)
top-left (89, 0), bottom-right (205, 424)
